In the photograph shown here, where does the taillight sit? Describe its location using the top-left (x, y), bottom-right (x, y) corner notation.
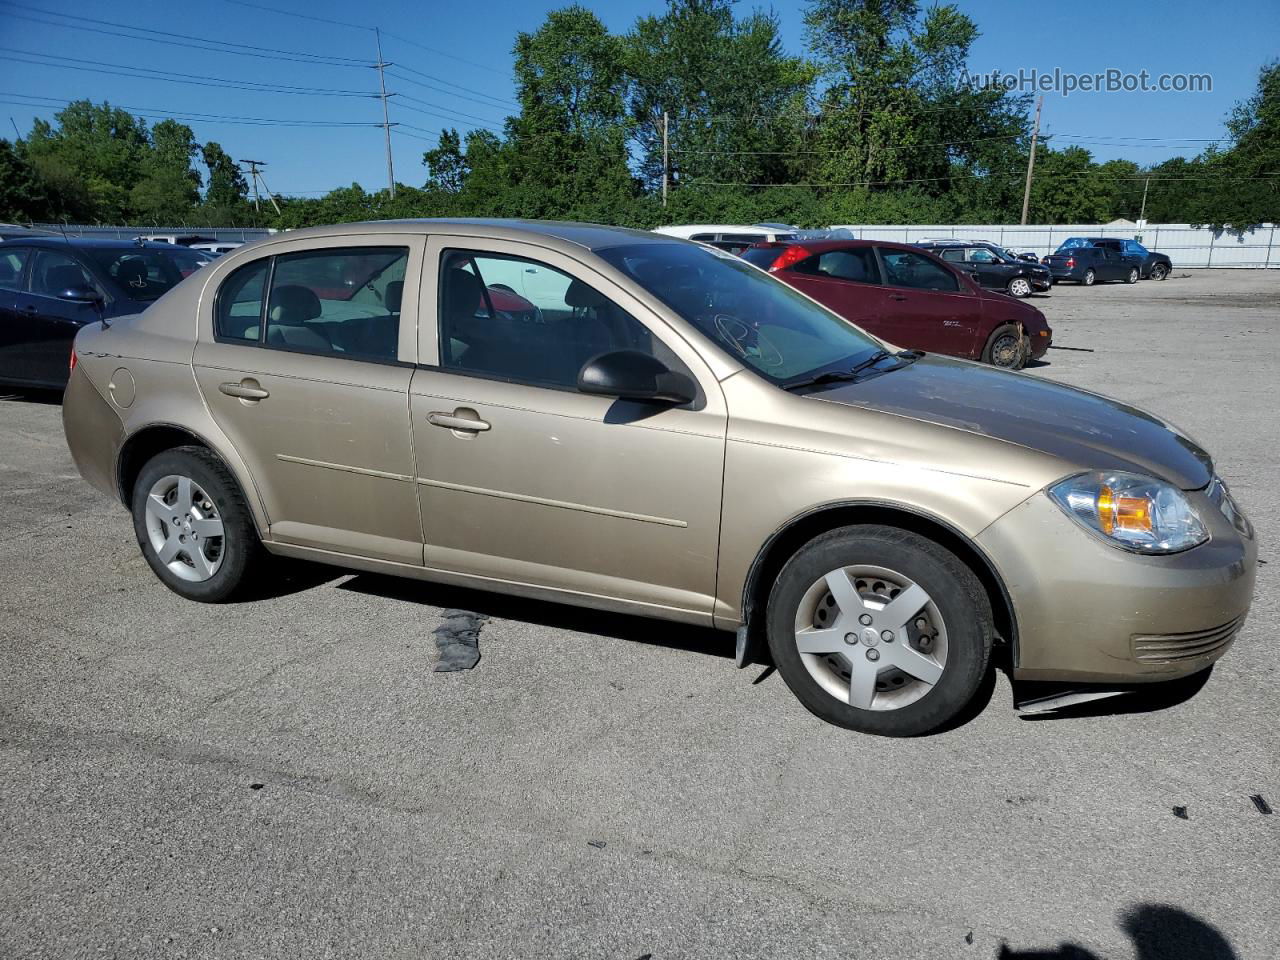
top-left (1066, 258), bottom-right (1075, 268)
top-left (69, 347), bottom-right (78, 373)
top-left (770, 245), bottom-right (813, 271)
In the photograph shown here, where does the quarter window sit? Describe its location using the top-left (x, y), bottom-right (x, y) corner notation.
top-left (0, 248), bottom-right (28, 291)
top-left (438, 250), bottom-right (681, 391)
top-left (878, 249), bottom-right (960, 292)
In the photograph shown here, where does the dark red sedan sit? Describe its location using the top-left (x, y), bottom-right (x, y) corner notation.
top-left (742, 240), bottom-right (1052, 369)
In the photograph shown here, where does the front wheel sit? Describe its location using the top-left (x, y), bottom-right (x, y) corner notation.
top-left (981, 323), bottom-right (1027, 369)
top-left (1007, 277), bottom-right (1032, 298)
top-left (1083, 268), bottom-right (1096, 286)
top-left (766, 526), bottom-right (993, 736)
top-left (1149, 262), bottom-right (1168, 281)
top-left (1126, 267), bottom-right (1139, 284)
top-left (131, 445), bottom-right (265, 602)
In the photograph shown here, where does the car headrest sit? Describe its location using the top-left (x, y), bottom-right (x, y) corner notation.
top-left (268, 284), bottom-right (321, 325)
top-left (47, 264), bottom-right (88, 292)
top-left (565, 278), bottom-right (607, 310)
top-left (384, 279), bottom-right (403, 313)
top-left (116, 258), bottom-right (149, 286)
top-left (444, 267), bottom-right (483, 317)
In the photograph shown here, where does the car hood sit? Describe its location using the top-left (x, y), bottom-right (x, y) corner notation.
top-left (816, 355), bottom-right (1212, 489)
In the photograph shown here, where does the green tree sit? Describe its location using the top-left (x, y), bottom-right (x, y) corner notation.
top-left (202, 141), bottom-right (249, 211)
top-left (0, 139), bottom-right (49, 221)
top-left (423, 128), bottom-right (468, 193)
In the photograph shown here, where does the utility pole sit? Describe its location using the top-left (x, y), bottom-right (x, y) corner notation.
top-left (375, 28), bottom-right (396, 200)
top-left (1020, 95), bottom-right (1043, 226)
top-left (661, 111), bottom-right (669, 208)
top-left (240, 160), bottom-right (281, 216)
top-left (1139, 177), bottom-right (1150, 224)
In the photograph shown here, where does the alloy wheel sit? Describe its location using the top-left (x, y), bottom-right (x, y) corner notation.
top-left (1009, 278), bottom-right (1031, 298)
top-left (792, 565), bottom-right (948, 711)
top-left (143, 474), bottom-right (225, 582)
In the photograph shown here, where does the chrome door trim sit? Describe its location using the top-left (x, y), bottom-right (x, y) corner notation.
top-left (414, 476), bottom-right (688, 527)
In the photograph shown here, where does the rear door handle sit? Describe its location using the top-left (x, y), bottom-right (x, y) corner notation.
top-left (19, 304), bottom-right (38, 314)
top-left (219, 380), bottom-right (270, 400)
top-left (427, 410), bottom-right (490, 433)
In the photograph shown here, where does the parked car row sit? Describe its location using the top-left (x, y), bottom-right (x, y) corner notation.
top-left (58, 218), bottom-right (1255, 736)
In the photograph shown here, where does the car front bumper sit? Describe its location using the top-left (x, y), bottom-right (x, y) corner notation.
top-left (976, 487), bottom-right (1256, 683)
top-left (1030, 275), bottom-right (1052, 291)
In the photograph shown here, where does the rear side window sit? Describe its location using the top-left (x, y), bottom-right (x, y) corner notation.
top-left (0, 247), bottom-right (28, 290)
top-left (215, 247), bottom-right (408, 362)
top-left (215, 260), bottom-right (269, 342)
top-left (793, 249), bottom-right (879, 284)
top-left (740, 246), bottom-right (785, 268)
top-left (878, 249), bottom-right (960, 292)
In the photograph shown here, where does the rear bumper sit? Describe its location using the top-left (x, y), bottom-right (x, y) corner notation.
top-left (977, 489), bottom-right (1256, 684)
top-left (62, 364), bottom-right (124, 500)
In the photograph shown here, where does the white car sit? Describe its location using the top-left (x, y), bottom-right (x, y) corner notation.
top-left (652, 224), bottom-right (801, 254)
top-left (190, 242), bottom-right (245, 257)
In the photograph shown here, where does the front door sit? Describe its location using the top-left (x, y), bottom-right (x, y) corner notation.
top-left (14, 248), bottom-right (101, 386)
top-left (410, 239), bottom-right (727, 621)
top-left (192, 237), bottom-right (425, 564)
top-left (874, 248), bottom-right (983, 359)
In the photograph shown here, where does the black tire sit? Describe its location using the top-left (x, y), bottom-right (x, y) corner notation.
top-left (981, 323), bottom-right (1027, 369)
top-left (131, 445), bottom-right (265, 602)
top-left (1082, 268), bottom-right (1096, 286)
top-left (1149, 262), bottom-right (1168, 281)
top-left (1125, 267), bottom-right (1139, 284)
top-left (1006, 276), bottom-right (1033, 298)
top-left (766, 525), bottom-right (993, 736)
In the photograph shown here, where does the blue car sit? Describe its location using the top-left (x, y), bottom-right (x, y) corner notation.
top-left (1045, 236), bottom-right (1173, 282)
top-left (0, 237), bottom-right (212, 388)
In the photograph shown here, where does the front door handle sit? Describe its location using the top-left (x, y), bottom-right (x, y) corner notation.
top-left (427, 409), bottom-right (490, 433)
top-left (219, 380), bottom-right (270, 400)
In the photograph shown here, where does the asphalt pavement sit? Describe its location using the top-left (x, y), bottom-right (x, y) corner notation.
top-left (1, 269), bottom-right (1276, 959)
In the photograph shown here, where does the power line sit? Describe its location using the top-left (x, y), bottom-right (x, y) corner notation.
top-left (0, 93), bottom-right (390, 127)
top-left (1, 47), bottom-right (380, 97)
top-left (386, 68), bottom-right (518, 110)
top-left (216, 0), bottom-right (371, 31)
top-left (380, 29), bottom-right (512, 78)
top-left (393, 95), bottom-right (505, 130)
top-left (0, 2), bottom-right (373, 66)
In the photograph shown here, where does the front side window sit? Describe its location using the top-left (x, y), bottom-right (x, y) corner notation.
top-left (84, 247), bottom-right (207, 301)
top-left (878, 249), bottom-right (960, 292)
top-left (1125, 241), bottom-right (1149, 255)
top-left (596, 241), bottom-right (882, 386)
top-left (438, 250), bottom-right (680, 390)
top-left (29, 250), bottom-right (95, 297)
top-left (965, 248), bottom-right (997, 263)
top-left (214, 246), bottom-right (407, 361)
top-left (0, 247), bottom-right (29, 291)
top-left (794, 248), bottom-right (879, 284)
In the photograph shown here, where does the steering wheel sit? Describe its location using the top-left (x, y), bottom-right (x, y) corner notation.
top-left (713, 314), bottom-right (784, 368)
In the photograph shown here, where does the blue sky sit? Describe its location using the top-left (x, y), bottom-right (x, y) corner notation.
top-left (1, 0), bottom-right (1276, 197)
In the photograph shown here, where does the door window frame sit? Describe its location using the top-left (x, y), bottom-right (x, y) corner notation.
top-left (873, 246), bottom-right (965, 294)
top-left (199, 233), bottom-right (425, 367)
top-left (25, 247), bottom-right (110, 303)
top-left (420, 234), bottom-right (720, 403)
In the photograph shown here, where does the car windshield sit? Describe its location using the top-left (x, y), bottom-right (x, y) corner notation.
top-left (596, 242), bottom-right (882, 386)
top-left (1057, 237), bottom-right (1093, 252)
top-left (85, 247), bottom-right (210, 301)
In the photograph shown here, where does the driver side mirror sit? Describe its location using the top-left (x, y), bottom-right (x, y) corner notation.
top-left (577, 350), bottom-right (696, 405)
top-left (58, 284), bottom-right (103, 305)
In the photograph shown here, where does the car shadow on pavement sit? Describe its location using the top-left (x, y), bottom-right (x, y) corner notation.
top-left (336, 573), bottom-right (735, 660)
top-left (998, 903), bottom-right (1238, 960)
top-left (1016, 667), bottom-right (1213, 723)
top-left (0, 386), bottom-right (63, 405)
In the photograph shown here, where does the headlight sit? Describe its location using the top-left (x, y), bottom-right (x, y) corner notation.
top-left (1206, 476), bottom-right (1254, 538)
top-left (1048, 471), bottom-right (1208, 554)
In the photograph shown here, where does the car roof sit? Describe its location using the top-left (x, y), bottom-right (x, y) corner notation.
top-left (272, 218), bottom-right (688, 253)
top-left (748, 238), bottom-right (926, 254)
top-left (4, 236), bottom-right (194, 251)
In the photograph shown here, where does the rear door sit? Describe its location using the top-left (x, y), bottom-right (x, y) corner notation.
top-left (874, 248), bottom-right (984, 358)
top-left (14, 248), bottom-right (103, 386)
top-left (192, 235), bottom-right (426, 564)
top-left (785, 247), bottom-right (890, 334)
top-left (0, 245), bottom-right (33, 383)
top-left (1100, 247), bottom-right (1128, 280)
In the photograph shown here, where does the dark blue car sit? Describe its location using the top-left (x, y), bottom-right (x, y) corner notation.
top-left (0, 237), bottom-right (211, 388)
top-left (1040, 244), bottom-right (1140, 286)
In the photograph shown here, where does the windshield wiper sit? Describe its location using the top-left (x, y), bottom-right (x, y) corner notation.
top-left (782, 350), bottom-right (921, 393)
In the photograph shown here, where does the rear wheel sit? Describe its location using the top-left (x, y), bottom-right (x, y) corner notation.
top-left (981, 323), bottom-right (1027, 369)
top-left (766, 526), bottom-right (993, 736)
top-left (131, 446), bottom-right (264, 602)
top-left (1126, 267), bottom-right (1139, 284)
top-left (1007, 277), bottom-right (1032, 298)
top-left (1149, 262), bottom-right (1168, 281)
top-left (1083, 268), bottom-right (1096, 286)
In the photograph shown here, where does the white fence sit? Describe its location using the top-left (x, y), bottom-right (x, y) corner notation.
top-left (827, 223), bottom-right (1280, 268)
